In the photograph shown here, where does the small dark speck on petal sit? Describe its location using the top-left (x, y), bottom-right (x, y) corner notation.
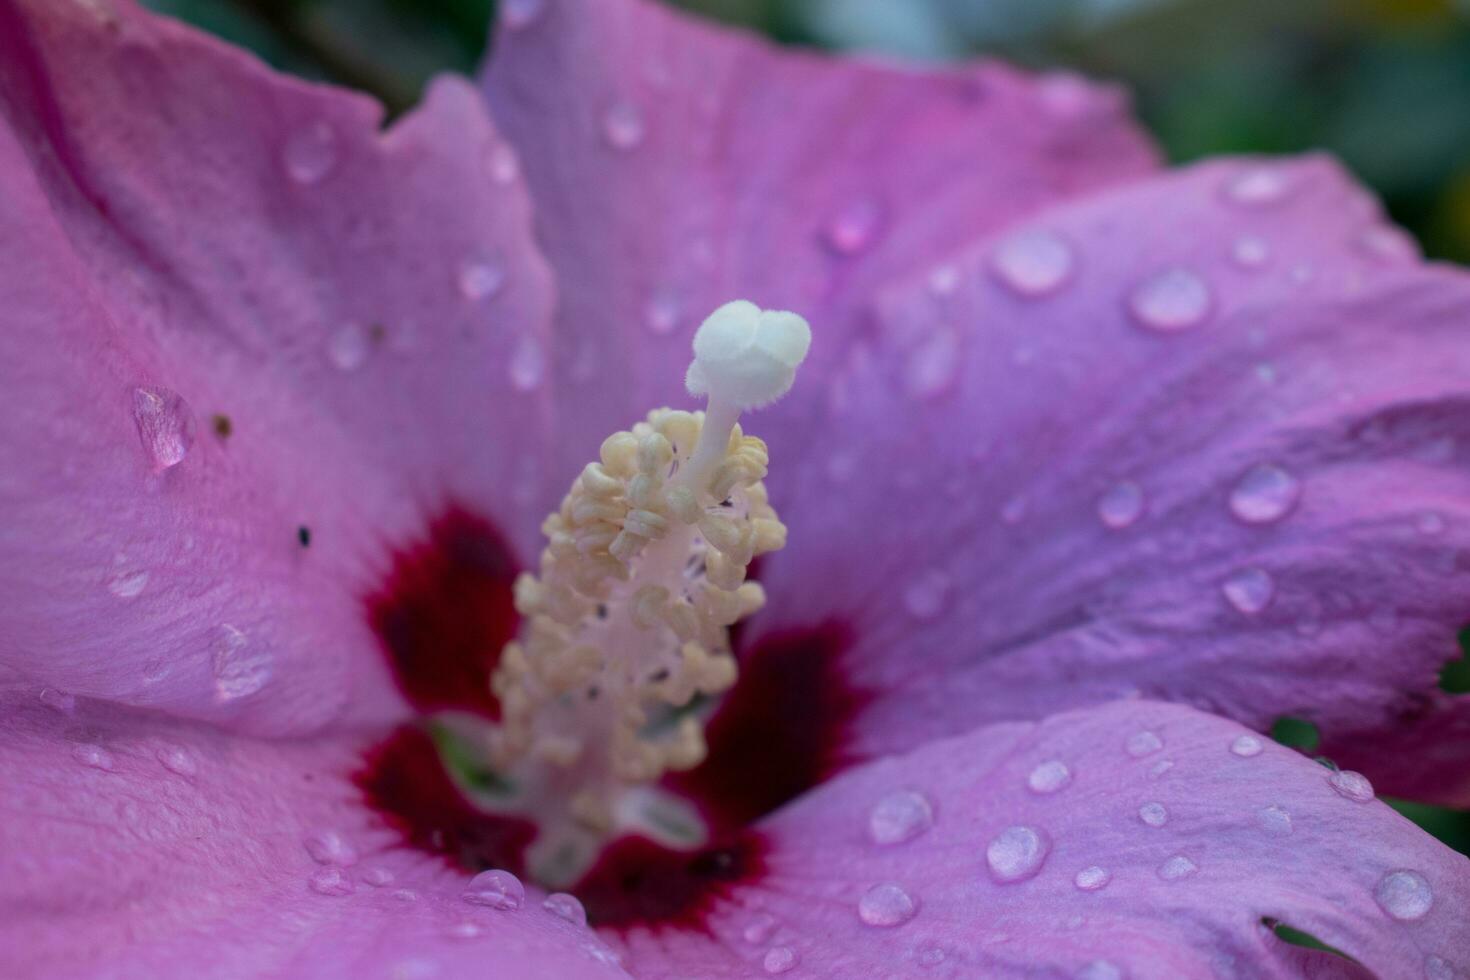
top-left (297, 526), bottom-right (312, 548)
top-left (211, 414), bottom-right (232, 438)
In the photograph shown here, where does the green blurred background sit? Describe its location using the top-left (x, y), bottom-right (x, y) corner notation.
top-left (140, 0), bottom-right (1470, 859)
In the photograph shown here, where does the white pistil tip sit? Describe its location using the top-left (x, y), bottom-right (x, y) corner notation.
top-left (685, 300), bottom-right (811, 409)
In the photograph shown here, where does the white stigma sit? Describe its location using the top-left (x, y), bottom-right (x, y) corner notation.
top-left (457, 301), bottom-right (810, 888)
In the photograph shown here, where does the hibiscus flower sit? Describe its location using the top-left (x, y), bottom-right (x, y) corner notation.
top-left (2, 0), bottom-right (1466, 977)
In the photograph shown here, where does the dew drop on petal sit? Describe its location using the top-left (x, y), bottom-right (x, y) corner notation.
top-left (1228, 464), bottom-right (1300, 525)
top-left (1125, 730), bottom-right (1163, 758)
top-left (1231, 235), bottom-right (1271, 269)
top-left (985, 826), bottom-right (1050, 883)
top-left (282, 121), bottom-right (339, 185)
top-left (1157, 855), bottom-right (1198, 881)
top-left (542, 892), bottom-right (587, 927)
top-left (463, 869), bottom-right (525, 910)
top-left (1074, 866), bottom-right (1111, 892)
top-left (763, 947), bottom-right (799, 975)
top-left (305, 830), bottom-right (359, 867)
top-left (857, 882), bottom-right (917, 927)
top-left (1222, 568), bottom-right (1275, 616)
top-left (488, 143), bottom-right (520, 184)
top-left (1257, 804), bottom-right (1293, 836)
top-left (156, 744), bottom-right (196, 777)
top-left (1224, 166), bottom-right (1291, 207)
top-left (39, 688), bottom-right (77, 714)
top-left (1076, 961), bottom-right (1125, 980)
top-left (989, 229), bottom-right (1075, 297)
top-left (308, 867), bottom-right (354, 897)
top-left (1230, 734), bottom-right (1264, 758)
top-left (1328, 769), bottom-right (1375, 803)
top-left (823, 197), bottom-right (883, 256)
top-left (328, 322), bottom-right (371, 372)
top-left (131, 386), bottom-right (195, 471)
top-left (1425, 955), bottom-right (1455, 980)
top-left (903, 571), bottom-right (951, 621)
top-left (903, 328), bottom-right (960, 399)
top-left (643, 289), bottom-right (681, 336)
top-left (741, 912), bottom-right (777, 944)
top-left (73, 743), bottom-right (114, 771)
top-left (500, 0), bottom-right (545, 29)
top-left (508, 335), bottom-right (546, 392)
top-left (1129, 268), bottom-right (1213, 333)
top-left (1417, 511), bottom-right (1446, 536)
top-left (107, 569), bottom-right (149, 599)
top-left (362, 867), bottom-right (395, 887)
top-left (456, 256), bottom-right (505, 301)
top-left (447, 921), bottom-right (482, 940)
top-left (600, 101), bottom-right (645, 151)
top-left (212, 624), bottom-right (273, 702)
top-left (1138, 802), bottom-right (1168, 828)
top-left (1375, 870), bottom-right (1433, 921)
top-left (1027, 760), bottom-right (1072, 795)
top-left (867, 789), bottom-right (934, 846)
top-left (1096, 481), bottom-right (1145, 530)
top-left (391, 889), bottom-right (418, 902)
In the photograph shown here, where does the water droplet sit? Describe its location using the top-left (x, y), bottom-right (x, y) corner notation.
top-left (763, 947), bottom-right (798, 975)
top-left (131, 386), bottom-right (195, 471)
top-left (282, 122), bottom-right (339, 185)
top-left (1129, 268), bottom-right (1213, 333)
top-left (391, 888), bottom-right (418, 902)
top-left (1328, 769), bottom-right (1375, 803)
top-left (326, 322), bottom-right (371, 372)
top-left (1074, 866), bottom-right (1111, 891)
top-left (1257, 804), bottom-right (1293, 836)
top-left (309, 867), bottom-right (354, 897)
top-left (1228, 464), bottom-right (1300, 525)
top-left (740, 912), bottom-right (777, 944)
top-left (1417, 511), bottom-right (1446, 536)
top-left (500, 0), bottom-right (545, 29)
top-left (1125, 730), bottom-right (1163, 758)
top-left (508, 335), bottom-right (545, 392)
top-left (542, 892), bottom-right (587, 927)
top-left (1221, 568), bottom-right (1275, 616)
top-left (211, 624), bottom-right (272, 701)
top-left (73, 743), bottom-right (114, 771)
top-left (643, 289), bottom-right (681, 336)
top-left (1230, 734), bottom-right (1264, 758)
top-left (107, 568), bottom-right (150, 599)
top-left (990, 229), bottom-right (1075, 297)
top-left (601, 101), bottom-right (645, 151)
top-left (1076, 961), bottom-right (1125, 980)
top-left (1027, 760), bottom-right (1072, 795)
top-left (1375, 869), bottom-right (1433, 921)
top-left (1231, 236), bottom-right (1271, 269)
top-left (1096, 481), bottom-right (1145, 530)
top-left (1149, 758), bottom-right (1174, 779)
top-left (824, 197), bottom-right (883, 256)
top-left (1138, 802), bottom-right (1168, 827)
top-left (447, 921), bottom-right (482, 940)
top-left (38, 688), bottom-right (77, 714)
top-left (985, 826), bottom-right (1050, 883)
top-left (1225, 166), bottom-right (1291, 207)
top-left (1425, 955), bottom-right (1456, 980)
top-left (362, 867), bottom-right (394, 887)
top-left (156, 744), bottom-right (196, 777)
top-left (867, 789), bottom-right (934, 846)
top-left (462, 869), bottom-right (524, 910)
top-left (916, 945), bottom-right (948, 968)
top-left (903, 327), bottom-right (960, 399)
top-left (457, 256), bottom-right (505, 301)
top-left (903, 571), bottom-right (951, 621)
top-left (305, 830), bottom-right (359, 867)
top-left (857, 882), bottom-right (917, 927)
top-left (1157, 855), bottom-right (1198, 881)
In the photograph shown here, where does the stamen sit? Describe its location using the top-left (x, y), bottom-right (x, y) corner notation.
top-left (475, 301), bottom-right (810, 886)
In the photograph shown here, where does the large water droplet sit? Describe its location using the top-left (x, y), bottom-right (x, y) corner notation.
top-left (500, 0), bottom-right (545, 29)
top-left (463, 869), bottom-right (524, 910)
top-left (867, 789), bottom-right (934, 846)
top-left (1156, 855), bottom-right (1198, 881)
top-left (107, 568), bottom-right (149, 599)
top-left (1096, 481), bottom-right (1145, 530)
top-left (990, 229), bottom-right (1075, 297)
top-left (1375, 869), bottom-right (1433, 921)
top-left (857, 882), bottom-right (917, 927)
top-left (985, 826), bottom-right (1050, 883)
top-left (1224, 166), bottom-right (1291, 207)
top-left (1125, 730), bottom-right (1164, 758)
top-left (305, 830), bottom-right (359, 867)
top-left (156, 744), bottom-right (196, 777)
top-left (1229, 734), bottom-right (1264, 758)
top-left (1228, 464), bottom-right (1300, 525)
top-left (457, 256), bottom-right (505, 302)
top-left (542, 892), bottom-right (587, 927)
top-left (1256, 804), bottom-right (1293, 836)
top-left (509, 335), bottom-right (545, 392)
top-left (327, 322), bottom-right (371, 372)
top-left (903, 571), bottom-right (951, 621)
top-left (282, 122), bottom-right (339, 185)
top-left (1138, 802), bottom-right (1168, 828)
top-left (1129, 268), bottom-right (1213, 333)
top-left (1074, 866), bottom-right (1111, 891)
top-left (1221, 568), bottom-right (1274, 616)
top-left (763, 946), bottom-right (798, 975)
top-left (131, 386), bottom-right (195, 471)
top-left (1027, 760), bottom-right (1072, 795)
top-left (824, 197), bottom-right (883, 256)
top-left (1328, 769), bottom-right (1375, 803)
top-left (601, 101), bottom-right (646, 151)
top-left (1231, 236), bottom-right (1271, 270)
top-left (308, 867), bottom-right (354, 897)
top-left (73, 743), bottom-right (115, 771)
top-left (211, 624), bottom-right (273, 702)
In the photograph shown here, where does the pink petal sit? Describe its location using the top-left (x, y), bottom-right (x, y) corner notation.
top-left (0, 692), bottom-right (628, 978)
top-left (0, 0), bottom-right (554, 733)
top-left (481, 0), bottom-right (1159, 482)
top-left (748, 154), bottom-right (1470, 802)
top-left (610, 700), bottom-right (1468, 978)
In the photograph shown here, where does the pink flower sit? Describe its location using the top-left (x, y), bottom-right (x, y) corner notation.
top-left (1, 0), bottom-right (1466, 976)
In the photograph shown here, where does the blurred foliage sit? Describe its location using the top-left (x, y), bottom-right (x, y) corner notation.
top-left (141, 0), bottom-right (1470, 852)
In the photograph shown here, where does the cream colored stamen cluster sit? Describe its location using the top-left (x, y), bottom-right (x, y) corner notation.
top-left (480, 301), bottom-right (810, 885)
